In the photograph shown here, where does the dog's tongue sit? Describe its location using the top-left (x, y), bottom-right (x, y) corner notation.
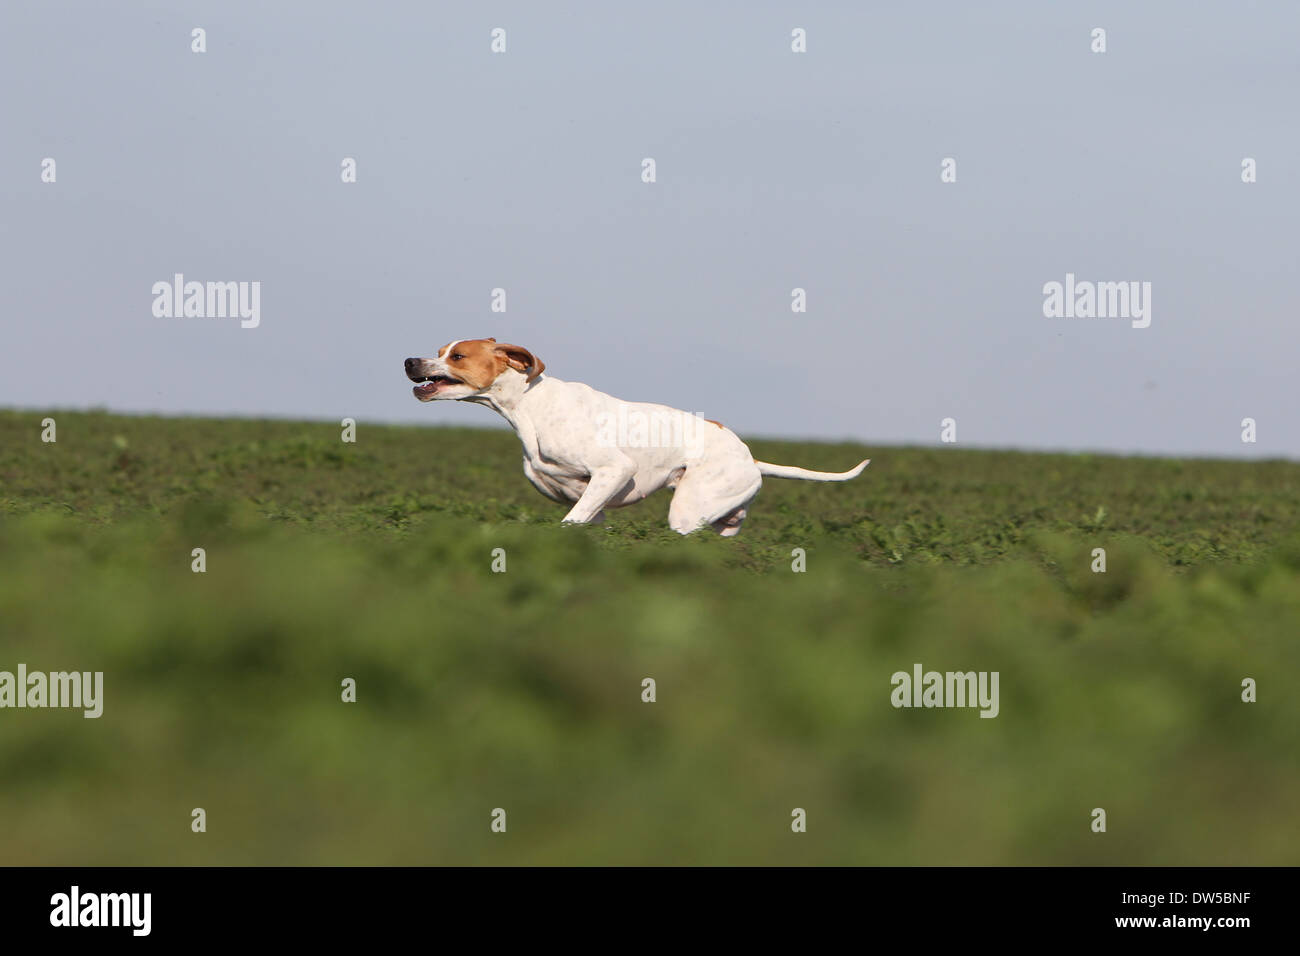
top-left (414, 382), bottom-right (438, 396)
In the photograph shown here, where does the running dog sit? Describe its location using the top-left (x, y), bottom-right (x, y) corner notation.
top-left (404, 339), bottom-right (869, 536)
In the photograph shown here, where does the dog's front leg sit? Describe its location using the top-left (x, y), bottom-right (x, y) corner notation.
top-left (561, 461), bottom-right (636, 525)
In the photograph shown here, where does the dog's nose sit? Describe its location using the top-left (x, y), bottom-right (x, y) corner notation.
top-left (404, 357), bottom-right (419, 372)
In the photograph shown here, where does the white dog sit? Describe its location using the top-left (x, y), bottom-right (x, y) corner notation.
top-left (404, 339), bottom-right (869, 536)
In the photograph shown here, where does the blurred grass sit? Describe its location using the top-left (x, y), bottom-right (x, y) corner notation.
top-left (0, 409), bottom-right (1297, 864)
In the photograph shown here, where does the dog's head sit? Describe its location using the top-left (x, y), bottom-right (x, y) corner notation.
top-left (404, 338), bottom-right (545, 402)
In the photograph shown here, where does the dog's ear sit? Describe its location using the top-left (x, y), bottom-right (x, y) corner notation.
top-left (486, 337), bottom-right (496, 343)
top-left (494, 344), bottom-right (545, 383)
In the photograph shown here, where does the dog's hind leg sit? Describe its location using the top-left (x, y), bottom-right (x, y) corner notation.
top-left (667, 462), bottom-right (761, 536)
top-left (710, 506), bottom-right (748, 537)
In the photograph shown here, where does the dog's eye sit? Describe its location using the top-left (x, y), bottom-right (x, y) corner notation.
top-left (451, 353), bottom-right (464, 361)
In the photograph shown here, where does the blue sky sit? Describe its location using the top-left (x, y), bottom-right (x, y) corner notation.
top-left (2, 0), bottom-right (1295, 458)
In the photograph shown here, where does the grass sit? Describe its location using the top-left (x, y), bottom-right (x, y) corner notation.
top-left (0, 408), bottom-right (1297, 864)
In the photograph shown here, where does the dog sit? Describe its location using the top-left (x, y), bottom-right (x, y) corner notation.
top-left (404, 339), bottom-right (869, 536)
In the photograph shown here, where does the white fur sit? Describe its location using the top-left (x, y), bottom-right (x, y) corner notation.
top-left (406, 351), bottom-right (868, 536)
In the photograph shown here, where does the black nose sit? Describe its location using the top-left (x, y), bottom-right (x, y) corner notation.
top-left (404, 357), bottom-right (419, 372)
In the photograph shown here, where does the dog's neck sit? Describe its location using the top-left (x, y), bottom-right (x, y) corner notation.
top-left (462, 371), bottom-right (547, 452)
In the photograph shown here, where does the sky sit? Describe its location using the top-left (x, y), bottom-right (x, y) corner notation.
top-left (2, 0), bottom-right (1296, 459)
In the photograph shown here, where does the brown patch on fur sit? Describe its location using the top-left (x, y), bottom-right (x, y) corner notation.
top-left (705, 419), bottom-right (724, 429)
top-left (494, 343), bottom-right (546, 383)
top-left (437, 339), bottom-right (504, 390)
top-left (439, 340), bottom-right (493, 361)
top-left (436, 339), bottom-right (544, 389)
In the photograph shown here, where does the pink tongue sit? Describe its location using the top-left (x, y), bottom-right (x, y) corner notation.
top-left (416, 382), bottom-right (438, 394)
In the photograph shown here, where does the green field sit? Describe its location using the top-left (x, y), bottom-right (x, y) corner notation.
top-left (1, 408), bottom-right (1297, 864)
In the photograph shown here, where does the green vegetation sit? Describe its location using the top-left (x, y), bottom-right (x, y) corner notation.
top-left (1, 409), bottom-right (1297, 864)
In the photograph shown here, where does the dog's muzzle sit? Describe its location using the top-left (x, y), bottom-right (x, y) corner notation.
top-left (405, 358), bottom-right (463, 400)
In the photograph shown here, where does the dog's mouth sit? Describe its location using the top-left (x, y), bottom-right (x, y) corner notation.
top-left (411, 374), bottom-right (463, 399)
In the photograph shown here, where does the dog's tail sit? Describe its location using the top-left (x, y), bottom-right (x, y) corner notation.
top-left (754, 458), bottom-right (870, 482)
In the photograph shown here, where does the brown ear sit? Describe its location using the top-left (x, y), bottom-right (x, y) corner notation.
top-left (494, 344), bottom-right (545, 383)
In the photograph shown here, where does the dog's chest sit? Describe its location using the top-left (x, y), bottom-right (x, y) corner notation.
top-left (523, 454), bottom-right (589, 501)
